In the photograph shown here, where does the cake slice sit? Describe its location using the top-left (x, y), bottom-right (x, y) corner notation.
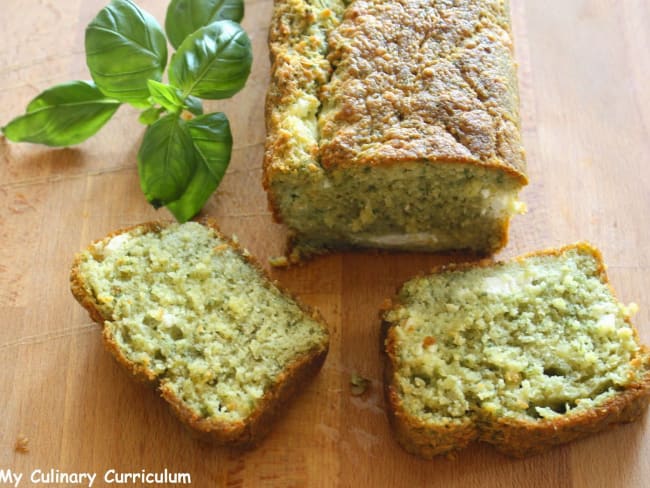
top-left (382, 243), bottom-right (650, 457)
top-left (70, 221), bottom-right (329, 446)
top-left (264, 0), bottom-right (528, 261)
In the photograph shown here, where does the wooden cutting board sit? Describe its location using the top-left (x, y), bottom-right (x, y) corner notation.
top-left (1, 0), bottom-right (649, 486)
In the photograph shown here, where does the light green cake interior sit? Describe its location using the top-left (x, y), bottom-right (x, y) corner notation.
top-left (385, 247), bottom-right (645, 423)
top-left (271, 162), bottom-right (524, 256)
top-left (78, 222), bottom-right (327, 421)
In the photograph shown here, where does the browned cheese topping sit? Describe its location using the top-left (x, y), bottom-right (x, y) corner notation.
top-left (319, 0), bottom-right (525, 176)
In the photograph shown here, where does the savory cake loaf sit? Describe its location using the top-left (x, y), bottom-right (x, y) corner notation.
top-left (382, 243), bottom-right (650, 457)
top-left (265, 0), bottom-right (528, 260)
top-left (70, 221), bottom-right (329, 446)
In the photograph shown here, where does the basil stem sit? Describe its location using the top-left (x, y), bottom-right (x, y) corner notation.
top-left (147, 80), bottom-right (185, 114)
top-left (146, 80), bottom-right (204, 116)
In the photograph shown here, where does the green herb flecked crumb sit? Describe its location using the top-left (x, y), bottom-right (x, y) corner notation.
top-left (350, 374), bottom-right (371, 396)
top-left (78, 222), bottom-right (328, 421)
top-left (385, 245), bottom-right (645, 423)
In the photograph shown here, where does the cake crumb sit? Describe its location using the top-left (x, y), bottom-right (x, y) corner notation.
top-left (269, 255), bottom-right (289, 268)
top-left (213, 244), bottom-right (229, 254)
top-left (350, 373), bottom-right (371, 396)
top-left (14, 435), bottom-right (29, 454)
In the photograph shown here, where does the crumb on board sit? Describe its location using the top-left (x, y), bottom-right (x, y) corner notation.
top-left (350, 373), bottom-right (371, 396)
top-left (14, 435), bottom-right (28, 454)
top-left (445, 451), bottom-right (458, 461)
top-left (213, 244), bottom-right (229, 253)
top-left (269, 255), bottom-right (289, 268)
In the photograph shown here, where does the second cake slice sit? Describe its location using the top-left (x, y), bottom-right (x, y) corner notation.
top-left (383, 243), bottom-right (650, 457)
top-left (71, 221), bottom-right (329, 446)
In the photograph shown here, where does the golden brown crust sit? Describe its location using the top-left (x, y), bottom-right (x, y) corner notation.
top-left (263, 0), bottom-right (334, 167)
top-left (263, 0), bottom-right (343, 224)
top-left (264, 0), bottom-right (527, 179)
top-left (381, 242), bottom-right (650, 458)
top-left (319, 0), bottom-right (526, 182)
top-left (70, 219), bottom-right (329, 446)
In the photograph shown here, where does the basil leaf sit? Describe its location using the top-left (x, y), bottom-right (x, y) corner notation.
top-left (166, 113), bottom-right (232, 222)
top-left (184, 96), bottom-right (203, 116)
top-left (138, 106), bottom-right (163, 125)
top-left (137, 114), bottom-right (196, 207)
top-left (186, 112), bottom-right (232, 180)
top-left (2, 80), bottom-right (120, 147)
top-left (165, 0), bottom-right (244, 49)
top-left (168, 20), bottom-right (252, 100)
top-left (147, 80), bottom-right (184, 113)
top-left (85, 0), bottom-right (168, 107)
top-left (165, 160), bottom-right (218, 222)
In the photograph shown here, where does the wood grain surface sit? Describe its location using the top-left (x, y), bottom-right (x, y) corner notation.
top-left (1, 0), bottom-right (649, 486)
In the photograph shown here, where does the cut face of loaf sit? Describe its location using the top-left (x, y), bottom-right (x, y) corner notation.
top-left (383, 243), bottom-right (650, 458)
top-left (264, 0), bottom-right (528, 260)
top-left (70, 221), bottom-right (329, 446)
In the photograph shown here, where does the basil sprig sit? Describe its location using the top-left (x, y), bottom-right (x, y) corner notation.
top-left (1, 0), bottom-right (249, 222)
